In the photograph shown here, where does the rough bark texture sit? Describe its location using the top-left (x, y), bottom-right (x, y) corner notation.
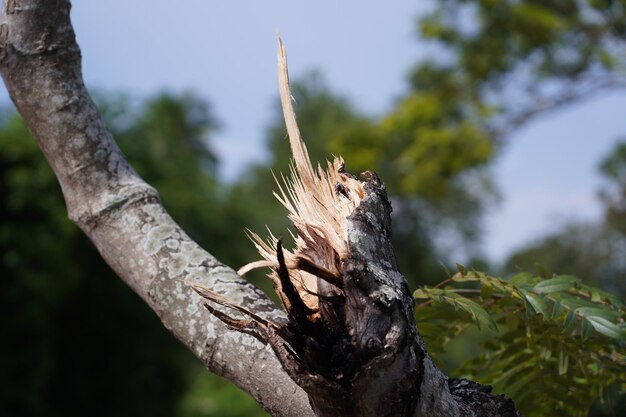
top-left (0, 1), bottom-right (522, 417)
top-left (300, 172), bottom-right (424, 417)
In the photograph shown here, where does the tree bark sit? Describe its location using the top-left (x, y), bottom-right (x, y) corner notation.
top-left (0, 1), bottom-right (521, 416)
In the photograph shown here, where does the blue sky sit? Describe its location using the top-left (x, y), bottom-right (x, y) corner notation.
top-left (2, 1), bottom-right (624, 264)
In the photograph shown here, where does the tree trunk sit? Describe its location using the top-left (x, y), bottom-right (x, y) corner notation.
top-left (0, 1), bottom-right (520, 416)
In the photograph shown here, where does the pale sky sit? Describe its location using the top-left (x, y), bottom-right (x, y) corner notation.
top-left (2, 1), bottom-right (624, 264)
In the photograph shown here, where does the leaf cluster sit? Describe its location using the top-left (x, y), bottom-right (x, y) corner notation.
top-left (414, 268), bottom-right (625, 417)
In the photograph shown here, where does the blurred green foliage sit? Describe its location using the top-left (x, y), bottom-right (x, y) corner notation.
top-left (503, 222), bottom-right (626, 296)
top-left (417, 0), bottom-right (626, 135)
top-left (0, 94), bottom-right (267, 417)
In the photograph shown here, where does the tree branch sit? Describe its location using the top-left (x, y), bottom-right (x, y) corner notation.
top-left (492, 76), bottom-right (626, 141)
top-left (0, 1), bottom-right (313, 416)
top-left (0, 1), bottom-right (524, 416)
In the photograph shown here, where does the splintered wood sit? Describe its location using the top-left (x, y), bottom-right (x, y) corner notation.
top-left (192, 40), bottom-right (431, 417)
top-left (238, 37), bottom-right (364, 315)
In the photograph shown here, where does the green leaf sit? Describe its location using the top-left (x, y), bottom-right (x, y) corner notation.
top-left (522, 290), bottom-right (549, 318)
top-left (481, 275), bottom-right (510, 293)
top-left (413, 288), bottom-right (429, 299)
top-left (581, 318), bottom-right (593, 341)
top-left (563, 309), bottom-right (577, 333)
top-left (551, 300), bottom-right (564, 319)
top-left (451, 271), bottom-right (478, 282)
top-left (524, 297), bottom-right (535, 319)
top-left (533, 275), bottom-right (580, 294)
top-left (576, 284), bottom-right (624, 308)
top-left (446, 294), bottom-right (497, 331)
top-left (509, 272), bottom-right (536, 287)
top-left (558, 350), bottom-right (568, 376)
top-left (576, 307), bottom-right (619, 322)
top-left (591, 289), bottom-right (602, 303)
top-left (585, 316), bottom-right (626, 340)
top-left (480, 284), bottom-right (494, 301)
top-left (556, 293), bottom-right (598, 310)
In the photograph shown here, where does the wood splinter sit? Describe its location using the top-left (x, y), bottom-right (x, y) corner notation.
top-left (192, 37), bottom-right (418, 417)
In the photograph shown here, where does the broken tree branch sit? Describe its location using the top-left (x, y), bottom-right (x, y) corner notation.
top-left (198, 39), bottom-right (522, 417)
top-left (0, 1), bottom-right (312, 416)
top-left (1, 1), bottom-right (522, 416)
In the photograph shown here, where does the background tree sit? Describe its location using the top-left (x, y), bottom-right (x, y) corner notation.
top-left (329, 0), bottom-right (626, 285)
